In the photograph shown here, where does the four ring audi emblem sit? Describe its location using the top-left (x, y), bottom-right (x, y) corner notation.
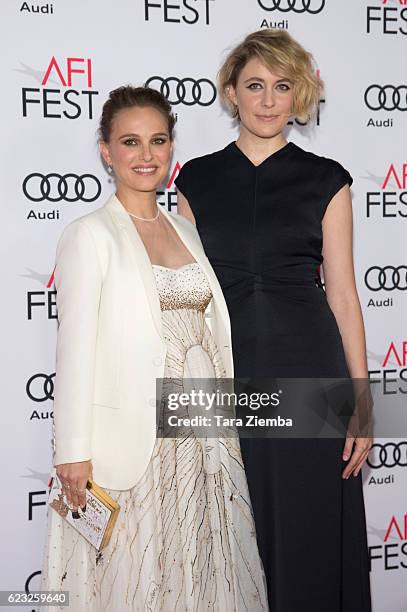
top-left (364, 85), bottom-right (407, 111)
top-left (26, 373), bottom-right (55, 402)
top-left (257, 0), bottom-right (325, 13)
top-left (367, 442), bottom-right (407, 469)
top-left (145, 76), bottom-right (217, 107)
top-left (364, 266), bottom-right (407, 291)
top-left (23, 173), bottom-right (102, 203)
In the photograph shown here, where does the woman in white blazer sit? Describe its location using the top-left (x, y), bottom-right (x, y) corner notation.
top-left (40, 85), bottom-right (268, 611)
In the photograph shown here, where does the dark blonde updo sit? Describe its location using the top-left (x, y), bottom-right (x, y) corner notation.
top-left (99, 85), bottom-right (177, 142)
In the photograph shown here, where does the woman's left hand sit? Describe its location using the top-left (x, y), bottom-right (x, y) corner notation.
top-left (342, 435), bottom-right (373, 479)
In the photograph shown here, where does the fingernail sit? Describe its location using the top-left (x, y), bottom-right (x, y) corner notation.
top-left (81, 504), bottom-right (87, 512)
top-left (343, 455), bottom-right (349, 461)
top-left (72, 510), bottom-right (80, 519)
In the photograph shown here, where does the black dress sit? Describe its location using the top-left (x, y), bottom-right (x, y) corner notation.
top-left (175, 141), bottom-right (371, 612)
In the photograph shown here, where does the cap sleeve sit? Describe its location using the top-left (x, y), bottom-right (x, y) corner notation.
top-left (174, 160), bottom-right (195, 202)
top-left (322, 160), bottom-right (353, 217)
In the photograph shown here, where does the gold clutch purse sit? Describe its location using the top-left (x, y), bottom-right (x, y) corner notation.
top-left (48, 476), bottom-right (120, 551)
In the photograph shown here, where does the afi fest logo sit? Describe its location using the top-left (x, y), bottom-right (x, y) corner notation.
top-left (369, 513), bottom-right (407, 572)
top-left (22, 469), bottom-right (50, 521)
top-left (20, 56), bottom-right (98, 119)
top-left (382, 340), bottom-right (407, 368)
top-left (367, 0), bottom-right (407, 35)
top-left (369, 340), bottom-right (407, 391)
top-left (21, 267), bottom-right (56, 321)
top-left (22, 468), bottom-right (50, 522)
top-left (159, 162), bottom-right (181, 211)
top-left (364, 162), bottom-right (407, 219)
top-left (287, 68), bottom-right (324, 128)
top-left (144, 0), bottom-right (215, 25)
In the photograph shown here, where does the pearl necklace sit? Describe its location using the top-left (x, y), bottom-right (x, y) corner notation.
top-left (127, 207), bottom-right (160, 222)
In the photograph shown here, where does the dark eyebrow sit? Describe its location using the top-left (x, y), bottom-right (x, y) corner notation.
top-left (243, 77), bottom-right (292, 84)
top-left (119, 132), bottom-right (169, 139)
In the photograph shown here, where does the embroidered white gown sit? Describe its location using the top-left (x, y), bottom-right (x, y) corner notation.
top-left (40, 262), bottom-right (268, 611)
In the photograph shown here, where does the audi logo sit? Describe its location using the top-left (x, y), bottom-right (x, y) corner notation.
top-left (367, 442), bottom-right (407, 469)
top-left (257, 0), bottom-right (325, 13)
top-left (364, 85), bottom-right (407, 112)
top-left (22, 173), bottom-right (102, 203)
top-left (364, 266), bottom-right (407, 292)
top-left (145, 76), bottom-right (217, 107)
top-left (26, 373), bottom-right (55, 402)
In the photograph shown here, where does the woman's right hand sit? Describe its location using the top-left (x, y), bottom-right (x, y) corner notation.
top-left (56, 460), bottom-right (93, 512)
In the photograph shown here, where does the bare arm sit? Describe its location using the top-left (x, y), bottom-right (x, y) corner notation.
top-left (176, 189), bottom-right (196, 225)
top-left (322, 185), bottom-right (368, 378)
top-left (321, 184), bottom-right (372, 478)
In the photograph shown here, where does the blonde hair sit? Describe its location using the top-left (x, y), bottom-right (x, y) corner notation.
top-left (218, 29), bottom-right (323, 122)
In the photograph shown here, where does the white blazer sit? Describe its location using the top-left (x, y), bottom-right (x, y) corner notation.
top-left (52, 194), bottom-right (233, 490)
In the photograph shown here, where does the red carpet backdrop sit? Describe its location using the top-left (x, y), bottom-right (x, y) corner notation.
top-left (1, 1), bottom-right (406, 610)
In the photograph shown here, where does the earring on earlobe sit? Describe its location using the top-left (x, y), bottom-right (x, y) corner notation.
top-left (107, 165), bottom-right (113, 174)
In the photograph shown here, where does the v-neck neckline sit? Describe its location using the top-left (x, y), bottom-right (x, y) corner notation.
top-left (229, 140), bottom-right (294, 168)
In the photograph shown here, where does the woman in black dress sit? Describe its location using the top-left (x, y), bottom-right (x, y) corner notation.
top-left (175, 29), bottom-right (372, 612)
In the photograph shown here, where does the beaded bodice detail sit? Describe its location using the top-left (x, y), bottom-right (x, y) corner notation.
top-left (152, 262), bottom-right (212, 313)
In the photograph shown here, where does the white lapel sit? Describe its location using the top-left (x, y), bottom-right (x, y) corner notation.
top-left (105, 194), bottom-right (164, 340)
